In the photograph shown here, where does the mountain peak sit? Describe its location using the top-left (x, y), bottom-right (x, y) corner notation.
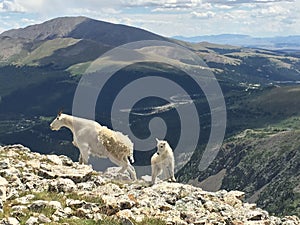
top-left (0, 16), bottom-right (164, 46)
top-left (0, 16), bottom-right (88, 41)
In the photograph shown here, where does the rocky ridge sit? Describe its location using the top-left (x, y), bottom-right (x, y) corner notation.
top-left (0, 144), bottom-right (299, 225)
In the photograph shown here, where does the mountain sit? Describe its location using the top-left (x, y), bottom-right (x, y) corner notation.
top-left (1, 16), bottom-right (165, 45)
top-left (0, 16), bottom-right (300, 218)
top-left (173, 34), bottom-right (300, 50)
top-left (0, 16), bottom-right (165, 70)
top-left (0, 144), bottom-right (299, 224)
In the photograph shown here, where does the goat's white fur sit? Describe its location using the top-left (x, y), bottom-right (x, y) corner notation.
top-left (151, 138), bottom-right (176, 184)
top-left (50, 113), bottom-right (136, 180)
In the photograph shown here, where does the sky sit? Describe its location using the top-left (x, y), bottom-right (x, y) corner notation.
top-left (0, 0), bottom-right (299, 37)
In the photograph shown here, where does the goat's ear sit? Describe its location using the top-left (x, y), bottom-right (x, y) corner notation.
top-left (155, 138), bottom-right (159, 143)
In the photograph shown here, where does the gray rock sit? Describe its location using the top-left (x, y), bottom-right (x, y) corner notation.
top-left (15, 194), bottom-right (35, 205)
top-left (47, 155), bottom-right (63, 165)
top-left (39, 164), bottom-right (93, 183)
top-left (0, 159), bottom-right (10, 169)
top-left (49, 178), bottom-right (77, 192)
top-left (0, 217), bottom-right (20, 225)
top-left (25, 217), bottom-right (38, 225)
top-left (66, 199), bottom-right (85, 208)
top-left (0, 176), bottom-right (8, 201)
top-left (0, 144), bottom-right (299, 225)
top-left (120, 218), bottom-right (134, 225)
top-left (77, 181), bottom-right (95, 191)
top-left (48, 201), bottom-right (62, 210)
top-left (63, 207), bottom-right (73, 215)
top-left (11, 205), bottom-right (28, 212)
top-left (29, 200), bottom-right (49, 211)
top-left (38, 214), bottom-right (51, 223)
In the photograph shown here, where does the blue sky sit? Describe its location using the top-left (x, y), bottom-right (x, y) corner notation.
top-left (0, 0), bottom-right (299, 37)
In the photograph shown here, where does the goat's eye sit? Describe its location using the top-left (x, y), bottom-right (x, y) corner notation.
top-left (56, 117), bottom-right (60, 120)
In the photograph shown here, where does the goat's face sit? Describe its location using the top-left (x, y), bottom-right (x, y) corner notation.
top-left (50, 113), bottom-right (64, 131)
top-left (156, 138), bottom-right (168, 155)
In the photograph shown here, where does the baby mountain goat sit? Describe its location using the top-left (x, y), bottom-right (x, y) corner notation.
top-left (50, 112), bottom-right (136, 180)
top-left (151, 138), bottom-right (176, 184)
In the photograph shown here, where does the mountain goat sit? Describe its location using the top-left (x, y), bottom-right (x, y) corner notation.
top-left (50, 112), bottom-right (136, 180)
top-left (151, 138), bottom-right (176, 184)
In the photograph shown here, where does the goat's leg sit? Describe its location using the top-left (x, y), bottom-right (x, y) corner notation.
top-left (117, 156), bottom-right (132, 172)
top-left (126, 161), bottom-right (137, 181)
top-left (162, 165), bottom-right (176, 182)
top-left (72, 140), bottom-right (78, 148)
top-left (79, 154), bottom-right (83, 164)
top-left (109, 155), bottom-right (136, 181)
top-left (169, 159), bottom-right (176, 182)
top-left (78, 144), bottom-right (90, 165)
top-left (152, 164), bottom-right (162, 185)
top-left (119, 156), bottom-right (137, 181)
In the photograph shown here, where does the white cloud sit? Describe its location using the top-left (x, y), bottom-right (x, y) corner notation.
top-left (0, 0), bottom-right (299, 37)
top-left (214, 4), bottom-right (233, 9)
top-left (255, 4), bottom-right (290, 17)
top-left (0, 0), bottom-right (25, 12)
top-left (191, 11), bottom-right (216, 19)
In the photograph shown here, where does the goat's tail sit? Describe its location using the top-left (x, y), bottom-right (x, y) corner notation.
top-left (129, 149), bottom-right (134, 164)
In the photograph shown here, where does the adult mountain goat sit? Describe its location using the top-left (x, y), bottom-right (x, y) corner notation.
top-left (50, 112), bottom-right (136, 180)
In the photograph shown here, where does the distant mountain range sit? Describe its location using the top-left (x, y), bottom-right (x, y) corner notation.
top-left (173, 34), bottom-right (300, 50)
top-left (0, 16), bottom-right (300, 217)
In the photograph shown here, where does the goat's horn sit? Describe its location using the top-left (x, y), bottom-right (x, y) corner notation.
top-left (58, 108), bottom-right (63, 116)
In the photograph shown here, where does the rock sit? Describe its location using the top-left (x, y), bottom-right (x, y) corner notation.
top-left (39, 164), bottom-right (93, 183)
top-left (26, 159), bottom-right (40, 169)
top-left (47, 155), bottom-right (63, 165)
top-left (29, 200), bottom-right (49, 211)
top-left (49, 178), bottom-right (77, 192)
top-left (51, 214), bottom-right (60, 222)
top-left (223, 192), bottom-right (243, 207)
top-left (53, 209), bottom-right (68, 219)
top-left (77, 181), bottom-right (96, 191)
top-left (11, 205), bottom-right (28, 212)
top-left (120, 217), bottom-right (134, 225)
top-left (0, 159), bottom-right (10, 169)
top-left (0, 176), bottom-right (8, 201)
top-left (117, 209), bottom-right (134, 220)
top-left (0, 144), bottom-right (299, 225)
top-left (66, 199), bottom-right (85, 208)
top-left (93, 213), bottom-right (104, 221)
top-left (246, 210), bottom-right (267, 221)
top-left (104, 167), bottom-right (132, 181)
top-left (38, 214), bottom-right (52, 223)
top-left (282, 216), bottom-right (300, 225)
top-left (15, 194), bottom-right (35, 205)
top-left (48, 201), bottom-right (63, 210)
top-left (25, 217), bottom-right (38, 225)
top-left (63, 207), bottom-right (73, 215)
top-left (140, 175), bottom-right (152, 183)
top-left (59, 155), bottom-right (74, 166)
top-left (2, 217), bottom-right (20, 225)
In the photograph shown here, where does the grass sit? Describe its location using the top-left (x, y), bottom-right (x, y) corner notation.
top-left (21, 38), bottom-right (80, 66)
top-left (67, 61), bottom-right (92, 76)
